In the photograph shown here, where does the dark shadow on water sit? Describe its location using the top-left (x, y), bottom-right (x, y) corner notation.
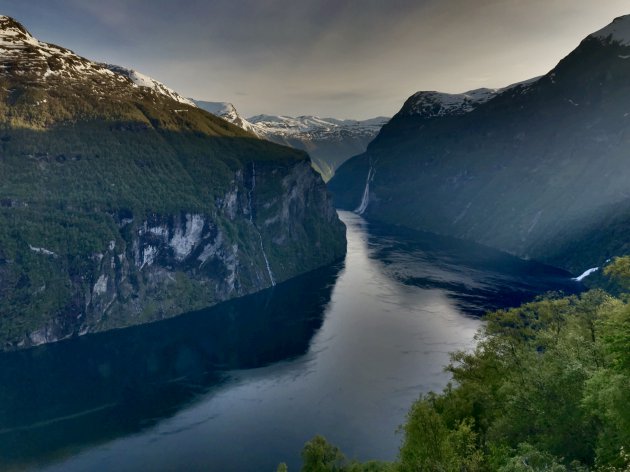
top-left (0, 216), bottom-right (585, 471)
top-left (0, 262), bottom-right (342, 468)
top-left (364, 221), bottom-right (583, 317)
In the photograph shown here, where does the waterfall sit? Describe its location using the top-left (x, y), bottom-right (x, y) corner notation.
top-left (256, 230), bottom-right (276, 286)
top-left (248, 163), bottom-right (255, 223)
top-left (248, 162), bottom-right (276, 286)
top-left (355, 165), bottom-right (375, 215)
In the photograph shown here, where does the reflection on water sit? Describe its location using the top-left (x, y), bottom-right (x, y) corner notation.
top-left (0, 212), bottom-right (581, 471)
top-left (365, 222), bottom-right (578, 317)
top-left (0, 264), bottom-right (340, 470)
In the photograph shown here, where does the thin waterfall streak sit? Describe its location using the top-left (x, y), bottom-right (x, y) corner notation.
top-left (248, 162), bottom-right (255, 223)
top-left (355, 165), bottom-right (374, 215)
top-left (249, 162), bottom-right (276, 286)
top-left (257, 230), bottom-right (276, 286)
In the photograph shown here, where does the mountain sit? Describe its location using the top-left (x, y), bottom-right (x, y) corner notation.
top-left (0, 15), bottom-right (346, 350)
top-left (104, 64), bottom-right (197, 107)
top-left (329, 14), bottom-right (630, 276)
top-left (193, 100), bottom-right (261, 135)
top-left (194, 100), bottom-right (388, 181)
top-left (248, 114), bottom-right (389, 181)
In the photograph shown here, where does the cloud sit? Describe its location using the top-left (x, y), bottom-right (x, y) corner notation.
top-left (3, 0), bottom-right (630, 118)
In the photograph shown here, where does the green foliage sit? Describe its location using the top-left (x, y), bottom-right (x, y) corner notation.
top-left (0, 67), bottom-right (349, 346)
top-left (295, 264), bottom-right (630, 471)
top-left (296, 436), bottom-right (392, 472)
top-left (496, 443), bottom-right (571, 472)
top-left (596, 448), bottom-right (630, 472)
top-left (398, 400), bottom-right (483, 471)
top-left (301, 435), bottom-right (347, 472)
top-left (604, 257), bottom-right (630, 289)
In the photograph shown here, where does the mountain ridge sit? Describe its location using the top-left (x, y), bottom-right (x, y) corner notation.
top-left (0, 15), bottom-right (346, 350)
top-left (194, 99), bottom-right (388, 180)
top-left (330, 14), bottom-right (630, 276)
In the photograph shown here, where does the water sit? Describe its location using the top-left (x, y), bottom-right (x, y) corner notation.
top-left (0, 212), bottom-right (581, 471)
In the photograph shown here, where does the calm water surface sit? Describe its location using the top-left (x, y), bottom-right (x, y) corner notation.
top-left (0, 212), bottom-right (581, 471)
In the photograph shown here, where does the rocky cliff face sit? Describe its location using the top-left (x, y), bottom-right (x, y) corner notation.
top-left (17, 160), bottom-right (343, 350)
top-left (0, 16), bottom-right (346, 350)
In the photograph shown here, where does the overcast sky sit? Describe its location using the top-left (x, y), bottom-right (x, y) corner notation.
top-left (3, 1), bottom-right (629, 118)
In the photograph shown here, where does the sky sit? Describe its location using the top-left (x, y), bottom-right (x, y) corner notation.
top-left (2, 0), bottom-right (630, 119)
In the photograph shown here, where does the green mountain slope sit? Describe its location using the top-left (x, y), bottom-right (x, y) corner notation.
top-left (0, 16), bottom-right (346, 349)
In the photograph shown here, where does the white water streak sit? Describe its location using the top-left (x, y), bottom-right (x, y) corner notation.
top-left (572, 267), bottom-right (599, 282)
top-left (355, 165), bottom-right (375, 215)
top-left (248, 165), bottom-right (255, 223)
top-left (249, 163), bottom-right (276, 286)
top-left (256, 230), bottom-right (275, 286)
top-left (354, 164), bottom-right (375, 215)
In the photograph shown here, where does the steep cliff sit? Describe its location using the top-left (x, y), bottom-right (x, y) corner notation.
top-left (0, 16), bottom-right (345, 349)
top-left (330, 14), bottom-right (630, 275)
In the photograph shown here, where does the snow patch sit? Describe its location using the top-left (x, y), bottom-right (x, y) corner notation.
top-left (0, 16), bottom-right (197, 113)
top-left (105, 65), bottom-right (196, 106)
top-left (194, 100), bottom-right (389, 142)
top-left (405, 78), bottom-right (540, 118)
top-left (248, 114), bottom-right (388, 138)
top-left (195, 101), bottom-right (260, 135)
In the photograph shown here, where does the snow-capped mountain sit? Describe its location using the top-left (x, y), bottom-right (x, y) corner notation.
top-left (251, 114), bottom-right (389, 181)
top-left (194, 99), bottom-right (388, 181)
top-left (0, 6), bottom-right (382, 184)
top-left (105, 64), bottom-right (195, 106)
top-left (248, 114), bottom-right (386, 139)
top-left (403, 88), bottom-right (500, 117)
top-left (401, 78), bottom-right (541, 118)
top-left (194, 101), bottom-right (260, 135)
top-left (0, 15), bottom-right (196, 109)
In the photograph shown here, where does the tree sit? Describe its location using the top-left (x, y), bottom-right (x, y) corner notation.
top-left (301, 435), bottom-right (346, 472)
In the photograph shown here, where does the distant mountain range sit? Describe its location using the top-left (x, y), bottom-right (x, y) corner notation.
top-left (0, 15), bottom-right (345, 349)
top-left (330, 14), bottom-right (630, 277)
top-left (195, 100), bottom-right (388, 181)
